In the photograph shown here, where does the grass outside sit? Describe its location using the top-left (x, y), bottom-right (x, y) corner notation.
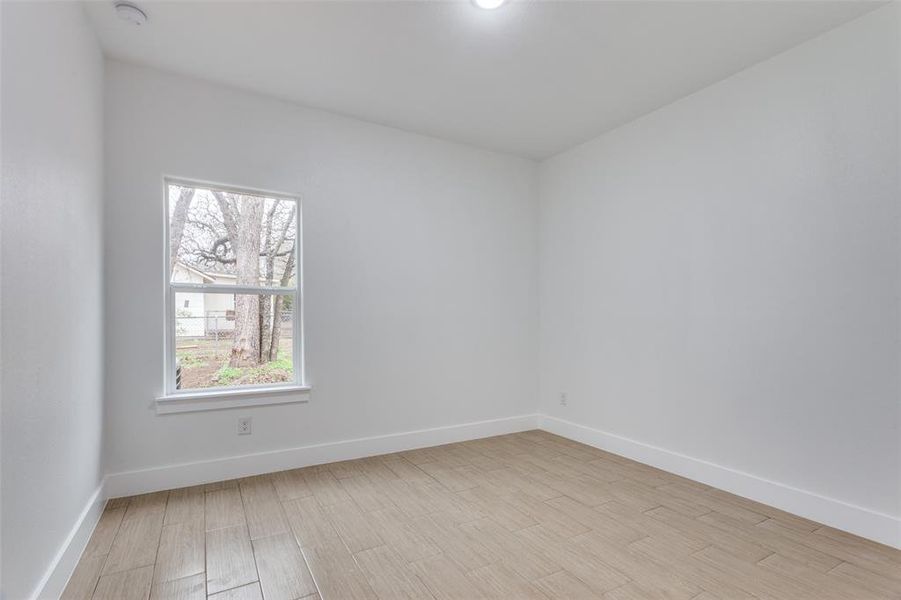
top-left (176, 336), bottom-right (294, 390)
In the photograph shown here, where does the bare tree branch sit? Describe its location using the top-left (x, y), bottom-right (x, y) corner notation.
top-left (212, 190), bottom-right (238, 243)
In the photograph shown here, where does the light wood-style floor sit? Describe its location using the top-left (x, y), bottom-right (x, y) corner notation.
top-left (64, 431), bottom-right (901, 600)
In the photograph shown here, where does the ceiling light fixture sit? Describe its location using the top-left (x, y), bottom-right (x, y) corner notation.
top-left (115, 1), bottom-right (148, 26)
top-left (472, 0), bottom-right (507, 10)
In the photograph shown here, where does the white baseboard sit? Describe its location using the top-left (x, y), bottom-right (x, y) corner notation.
top-left (40, 410), bottom-right (898, 600)
top-left (105, 414), bottom-right (540, 498)
top-left (32, 481), bottom-right (107, 600)
top-left (540, 415), bottom-right (901, 549)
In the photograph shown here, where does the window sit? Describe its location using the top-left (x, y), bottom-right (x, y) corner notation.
top-left (163, 179), bottom-right (304, 406)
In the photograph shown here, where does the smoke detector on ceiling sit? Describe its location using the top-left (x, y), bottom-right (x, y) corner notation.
top-left (115, 2), bottom-right (147, 26)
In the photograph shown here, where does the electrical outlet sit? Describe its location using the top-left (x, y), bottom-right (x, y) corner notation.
top-left (237, 417), bottom-right (252, 435)
top-left (559, 392), bottom-right (568, 407)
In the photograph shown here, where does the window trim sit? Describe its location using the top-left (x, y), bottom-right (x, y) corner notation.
top-left (158, 176), bottom-right (308, 412)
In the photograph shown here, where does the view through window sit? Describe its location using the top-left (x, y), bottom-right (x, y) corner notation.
top-left (167, 181), bottom-right (301, 392)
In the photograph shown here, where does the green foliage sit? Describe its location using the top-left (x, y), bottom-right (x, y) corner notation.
top-left (214, 365), bottom-right (244, 385)
top-left (212, 355), bottom-right (292, 386)
top-left (178, 339), bottom-right (294, 389)
top-left (270, 353), bottom-right (292, 371)
top-left (177, 353), bottom-right (207, 368)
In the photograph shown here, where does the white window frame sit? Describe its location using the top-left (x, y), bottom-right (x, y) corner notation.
top-left (157, 177), bottom-right (309, 414)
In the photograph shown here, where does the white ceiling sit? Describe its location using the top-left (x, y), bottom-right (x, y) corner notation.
top-left (84, 0), bottom-right (882, 159)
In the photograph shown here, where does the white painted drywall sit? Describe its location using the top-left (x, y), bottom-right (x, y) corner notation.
top-left (539, 5), bottom-right (900, 522)
top-left (83, 1), bottom-right (882, 159)
top-left (1, 3), bottom-right (105, 599)
top-left (103, 62), bottom-right (538, 476)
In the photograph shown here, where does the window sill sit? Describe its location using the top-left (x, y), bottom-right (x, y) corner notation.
top-left (156, 385), bottom-right (311, 414)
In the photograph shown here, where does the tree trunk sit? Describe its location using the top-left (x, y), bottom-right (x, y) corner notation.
top-left (229, 195), bottom-right (264, 368)
top-left (259, 294), bottom-right (272, 362)
top-left (269, 296), bottom-right (283, 362)
top-left (269, 246), bottom-right (295, 361)
top-left (232, 294), bottom-right (261, 367)
top-left (258, 201), bottom-right (279, 362)
top-left (259, 202), bottom-right (295, 363)
top-left (169, 187), bottom-right (195, 276)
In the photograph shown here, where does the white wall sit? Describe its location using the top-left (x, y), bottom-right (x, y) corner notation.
top-left (1, 3), bottom-right (105, 599)
top-left (540, 4), bottom-right (900, 533)
top-left (103, 62), bottom-right (538, 478)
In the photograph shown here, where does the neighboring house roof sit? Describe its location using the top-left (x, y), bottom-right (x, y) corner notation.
top-left (204, 271), bottom-right (271, 285)
top-left (174, 261), bottom-right (215, 283)
top-left (176, 263), bottom-right (270, 285)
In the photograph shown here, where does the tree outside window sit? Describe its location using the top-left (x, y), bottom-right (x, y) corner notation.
top-left (167, 181), bottom-right (301, 391)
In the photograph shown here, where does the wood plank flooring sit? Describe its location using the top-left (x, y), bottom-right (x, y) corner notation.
top-left (64, 431), bottom-right (901, 600)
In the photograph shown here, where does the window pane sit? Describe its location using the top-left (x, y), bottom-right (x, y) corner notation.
top-left (174, 292), bottom-right (295, 390)
top-left (169, 183), bottom-right (297, 288)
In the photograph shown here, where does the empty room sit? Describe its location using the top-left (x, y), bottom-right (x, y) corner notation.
top-left (2, 0), bottom-right (900, 598)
